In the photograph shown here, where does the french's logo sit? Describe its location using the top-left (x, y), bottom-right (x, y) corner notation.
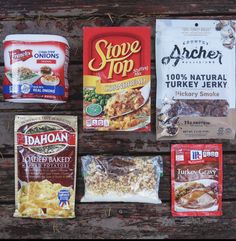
top-left (9, 49), bottom-right (33, 64)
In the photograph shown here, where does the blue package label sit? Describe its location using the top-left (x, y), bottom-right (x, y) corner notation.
top-left (3, 84), bottom-right (65, 96)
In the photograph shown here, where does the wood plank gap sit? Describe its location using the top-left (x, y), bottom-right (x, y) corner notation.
top-left (1, 13), bottom-right (236, 22)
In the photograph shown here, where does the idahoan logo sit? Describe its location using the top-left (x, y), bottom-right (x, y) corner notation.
top-left (17, 123), bottom-right (75, 155)
top-left (88, 39), bottom-right (141, 79)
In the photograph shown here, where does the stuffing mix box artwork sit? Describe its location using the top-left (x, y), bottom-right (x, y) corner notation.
top-left (83, 27), bottom-right (151, 132)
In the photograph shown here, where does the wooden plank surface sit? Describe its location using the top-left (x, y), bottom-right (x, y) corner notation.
top-left (0, 202), bottom-right (235, 239)
top-left (0, 16), bottom-right (235, 63)
top-left (1, 0), bottom-right (236, 239)
top-left (1, 0), bottom-right (236, 18)
top-left (1, 155), bottom-right (236, 203)
top-left (0, 18), bottom-right (154, 63)
top-left (1, 111), bottom-right (236, 156)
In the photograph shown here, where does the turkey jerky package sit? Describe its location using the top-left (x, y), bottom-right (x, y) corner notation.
top-left (171, 144), bottom-right (223, 217)
top-left (156, 19), bottom-right (236, 140)
top-left (81, 155), bottom-right (163, 204)
top-left (14, 115), bottom-right (78, 219)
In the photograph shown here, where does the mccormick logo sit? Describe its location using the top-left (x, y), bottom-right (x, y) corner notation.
top-left (9, 49), bottom-right (33, 64)
top-left (190, 150), bottom-right (203, 161)
top-left (88, 39), bottom-right (141, 79)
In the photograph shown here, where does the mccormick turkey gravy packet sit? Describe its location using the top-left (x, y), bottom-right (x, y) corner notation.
top-left (156, 20), bottom-right (236, 140)
top-left (171, 144), bottom-right (223, 217)
top-left (14, 115), bottom-right (78, 219)
top-left (83, 27), bottom-right (151, 131)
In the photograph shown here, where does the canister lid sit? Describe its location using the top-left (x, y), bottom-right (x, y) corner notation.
top-left (4, 34), bottom-right (69, 46)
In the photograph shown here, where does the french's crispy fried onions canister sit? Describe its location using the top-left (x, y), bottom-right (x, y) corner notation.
top-left (3, 34), bottom-right (69, 103)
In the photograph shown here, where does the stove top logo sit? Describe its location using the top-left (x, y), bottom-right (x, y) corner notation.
top-left (190, 150), bottom-right (203, 161)
top-left (88, 39), bottom-right (141, 79)
top-left (161, 45), bottom-right (223, 67)
top-left (9, 49), bottom-right (33, 64)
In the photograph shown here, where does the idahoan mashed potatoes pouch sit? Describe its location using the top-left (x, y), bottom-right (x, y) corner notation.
top-left (156, 20), bottom-right (236, 140)
top-left (14, 115), bottom-right (77, 219)
top-left (83, 27), bottom-right (151, 131)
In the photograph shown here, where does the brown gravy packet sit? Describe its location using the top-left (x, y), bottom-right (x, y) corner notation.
top-left (156, 19), bottom-right (236, 140)
top-left (14, 115), bottom-right (78, 219)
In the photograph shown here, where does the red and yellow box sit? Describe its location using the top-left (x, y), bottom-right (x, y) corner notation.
top-left (83, 27), bottom-right (151, 132)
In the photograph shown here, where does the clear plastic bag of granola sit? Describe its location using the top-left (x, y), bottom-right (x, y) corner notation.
top-left (81, 155), bottom-right (163, 204)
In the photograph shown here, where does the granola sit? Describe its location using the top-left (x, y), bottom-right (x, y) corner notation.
top-left (81, 155), bottom-right (163, 204)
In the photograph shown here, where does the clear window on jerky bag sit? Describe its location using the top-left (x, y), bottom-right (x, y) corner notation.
top-left (156, 19), bottom-right (236, 140)
top-left (171, 144), bottom-right (223, 217)
top-left (81, 155), bottom-right (163, 204)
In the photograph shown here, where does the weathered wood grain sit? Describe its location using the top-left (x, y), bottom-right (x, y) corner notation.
top-left (1, 154), bottom-right (236, 203)
top-left (0, 201), bottom-right (235, 239)
top-left (1, 0), bottom-right (236, 19)
top-left (0, 16), bottom-right (235, 63)
top-left (1, 111), bottom-right (236, 155)
top-left (0, 0), bottom-right (236, 239)
top-left (0, 17), bottom-right (155, 63)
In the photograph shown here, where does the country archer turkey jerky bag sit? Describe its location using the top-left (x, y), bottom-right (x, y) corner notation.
top-left (156, 19), bottom-right (236, 140)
